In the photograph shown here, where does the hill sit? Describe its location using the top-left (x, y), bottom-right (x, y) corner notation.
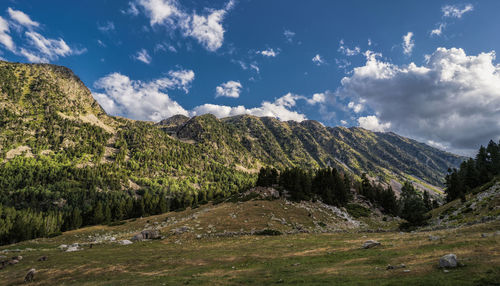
top-left (0, 185), bottom-right (498, 285)
top-left (0, 60), bottom-right (465, 244)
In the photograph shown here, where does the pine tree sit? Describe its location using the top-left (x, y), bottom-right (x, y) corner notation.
top-left (93, 202), bottom-right (104, 224)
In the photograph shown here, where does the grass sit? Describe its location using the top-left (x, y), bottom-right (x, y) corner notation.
top-left (1, 219), bottom-right (499, 285)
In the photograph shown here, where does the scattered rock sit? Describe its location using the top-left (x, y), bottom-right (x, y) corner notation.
top-left (12, 255), bottom-right (22, 261)
top-left (38, 256), bottom-right (48, 261)
top-left (362, 240), bottom-right (381, 249)
top-left (8, 259), bottom-right (19, 265)
top-left (439, 254), bottom-right (458, 268)
top-left (58, 244), bottom-right (68, 250)
top-left (24, 268), bottom-right (36, 283)
top-left (131, 234), bottom-right (143, 241)
top-left (403, 269), bottom-right (411, 273)
top-left (428, 235), bottom-right (440, 241)
top-left (118, 240), bottom-right (133, 245)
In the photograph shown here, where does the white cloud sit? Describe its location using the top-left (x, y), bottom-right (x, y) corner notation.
top-left (338, 40), bottom-right (360, 56)
top-left (312, 54), bottom-right (325, 66)
top-left (123, 2), bottom-right (140, 16)
top-left (339, 47), bottom-right (500, 154)
top-left (430, 23), bottom-right (446, 37)
top-left (191, 93), bottom-right (309, 122)
top-left (258, 48), bottom-right (278, 57)
top-left (0, 16), bottom-right (15, 52)
top-left (347, 101), bottom-right (363, 113)
top-left (284, 29), bottom-right (295, 42)
top-left (358, 116), bottom-right (391, 132)
top-left (0, 9), bottom-right (82, 62)
top-left (93, 70), bottom-right (195, 121)
top-left (442, 4), bottom-right (473, 18)
top-left (134, 48), bottom-right (152, 64)
top-left (340, 120), bottom-right (348, 125)
top-left (134, 0), bottom-right (234, 52)
top-left (24, 31), bottom-right (73, 62)
top-left (98, 21), bottom-right (115, 32)
top-left (216, 80), bottom-right (242, 98)
top-left (402, 32), bottom-right (414, 55)
top-left (7, 8), bottom-right (39, 28)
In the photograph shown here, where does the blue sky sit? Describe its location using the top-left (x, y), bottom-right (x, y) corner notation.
top-left (1, 0), bottom-right (500, 155)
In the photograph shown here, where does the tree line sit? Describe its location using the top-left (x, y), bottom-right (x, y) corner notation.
top-left (445, 140), bottom-right (500, 202)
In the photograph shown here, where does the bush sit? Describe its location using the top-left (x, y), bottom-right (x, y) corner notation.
top-left (346, 204), bottom-right (371, 218)
top-left (255, 229), bottom-right (282, 236)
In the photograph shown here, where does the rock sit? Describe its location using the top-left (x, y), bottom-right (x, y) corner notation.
top-left (38, 256), bottom-right (48, 261)
top-left (131, 234), bottom-right (143, 241)
top-left (118, 240), bottom-right (133, 245)
top-left (403, 269), bottom-right (411, 273)
top-left (439, 254), bottom-right (458, 268)
top-left (66, 246), bottom-right (81, 252)
top-left (362, 240), bottom-right (381, 249)
top-left (131, 229), bottom-right (160, 241)
top-left (58, 244), bottom-right (68, 250)
top-left (8, 259), bottom-right (19, 265)
top-left (12, 255), bottom-right (22, 261)
top-left (443, 269), bottom-right (449, 273)
top-left (24, 268), bottom-right (36, 283)
top-left (428, 235), bottom-right (440, 241)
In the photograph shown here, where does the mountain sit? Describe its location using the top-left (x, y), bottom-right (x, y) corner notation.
top-left (0, 61), bottom-right (465, 244)
top-left (0, 60), bottom-right (465, 193)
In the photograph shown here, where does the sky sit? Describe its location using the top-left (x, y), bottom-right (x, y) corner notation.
top-left (1, 0), bottom-right (500, 156)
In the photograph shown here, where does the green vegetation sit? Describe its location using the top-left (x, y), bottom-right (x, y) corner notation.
top-left (0, 61), bottom-right (465, 244)
top-left (445, 140), bottom-right (500, 201)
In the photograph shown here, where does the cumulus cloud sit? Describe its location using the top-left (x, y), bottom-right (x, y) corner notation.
top-left (338, 47), bottom-right (500, 154)
top-left (442, 4), bottom-right (473, 18)
top-left (402, 32), bottom-right (414, 55)
top-left (258, 48), bottom-right (278, 57)
top-left (312, 54), bottom-right (325, 66)
top-left (133, 0), bottom-right (234, 52)
top-left (358, 116), bottom-right (391, 132)
top-left (0, 16), bottom-right (15, 52)
top-left (216, 81), bottom-right (242, 98)
top-left (7, 8), bottom-right (39, 28)
top-left (347, 101), bottom-right (363, 113)
top-left (134, 48), bottom-right (152, 64)
top-left (338, 40), bottom-right (360, 56)
top-left (93, 70), bottom-right (195, 121)
top-left (191, 92), bottom-right (317, 122)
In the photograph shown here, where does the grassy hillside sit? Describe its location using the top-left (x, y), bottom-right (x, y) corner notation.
top-left (0, 191), bottom-right (498, 285)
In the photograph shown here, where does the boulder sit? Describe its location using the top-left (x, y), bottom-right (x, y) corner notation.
top-left (362, 240), bottom-right (381, 249)
top-left (428, 235), bottom-right (440, 241)
top-left (141, 229), bottom-right (160, 239)
top-left (58, 244), bottom-right (68, 250)
top-left (439, 254), bottom-right (458, 268)
top-left (131, 233), bottom-right (143, 241)
top-left (24, 268), bottom-right (36, 283)
top-left (66, 245), bottom-right (81, 252)
top-left (8, 259), bottom-right (19, 265)
top-left (38, 256), bottom-right (48, 261)
top-left (118, 240), bottom-right (133, 245)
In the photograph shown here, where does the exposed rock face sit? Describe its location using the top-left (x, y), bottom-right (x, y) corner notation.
top-left (439, 254), bottom-right (458, 268)
top-left (362, 240), bottom-right (381, 249)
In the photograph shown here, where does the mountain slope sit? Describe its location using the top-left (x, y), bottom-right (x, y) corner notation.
top-left (163, 114), bottom-right (464, 188)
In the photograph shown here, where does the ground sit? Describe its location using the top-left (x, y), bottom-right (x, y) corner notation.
top-left (1, 200), bottom-right (499, 285)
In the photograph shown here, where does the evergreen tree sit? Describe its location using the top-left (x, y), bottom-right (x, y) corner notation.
top-left (399, 182), bottom-right (428, 226)
top-left (93, 202), bottom-right (104, 224)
